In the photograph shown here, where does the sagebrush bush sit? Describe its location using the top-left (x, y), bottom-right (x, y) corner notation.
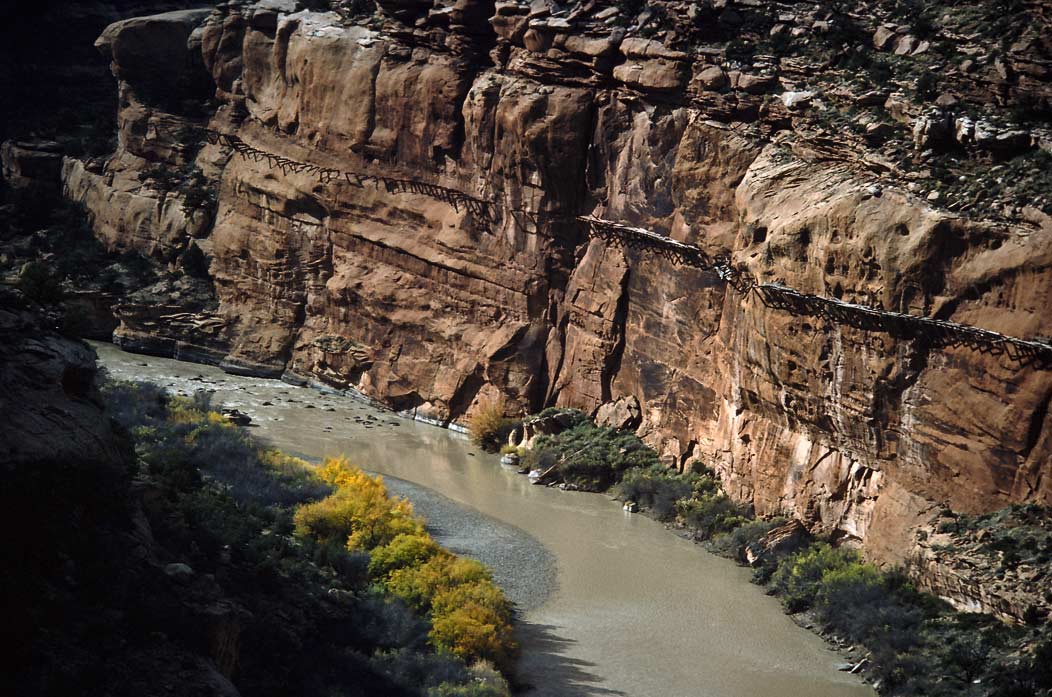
top-left (524, 420), bottom-right (661, 490)
top-left (117, 391), bottom-right (334, 505)
top-left (179, 167), bottom-right (218, 220)
top-left (612, 461), bottom-right (746, 537)
top-left (676, 493), bottom-right (748, 540)
top-left (373, 648), bottom-right (469, 693)
top-left (708, 517), bottom-right (786, 561)
top-left (758, 539), bottom-right (1052, 695)
top-left (16, 260), bottom-right (64, 304)
top-left (769, 543), bottom-right (862, 613)
top-left (534, 406), bottom-right (590, 426)
top-left (428, 660), bottom-right (511, 697)
top-left (614, 465), bottom-right (692, 520)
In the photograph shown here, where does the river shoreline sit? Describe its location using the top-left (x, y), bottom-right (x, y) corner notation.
top-left (283, 446), bottom-right (559, 614)
top-left (92, 340), bottom-right (873, 697)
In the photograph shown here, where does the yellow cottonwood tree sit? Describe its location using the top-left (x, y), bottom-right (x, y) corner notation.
top-left (292, 457), bottom-right (517, 671)
top-left (294, 457), bottom-right (424, 549)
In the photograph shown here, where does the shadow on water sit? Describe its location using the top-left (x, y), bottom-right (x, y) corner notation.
top-left (513, 622), bottom-right (626, 697)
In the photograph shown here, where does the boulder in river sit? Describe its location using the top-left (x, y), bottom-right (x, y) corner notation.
top-left (221, 408), bottom-right (252, 426)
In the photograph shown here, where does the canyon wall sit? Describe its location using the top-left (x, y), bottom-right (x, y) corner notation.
top-left (63, 0), bottom-right (1052, 575)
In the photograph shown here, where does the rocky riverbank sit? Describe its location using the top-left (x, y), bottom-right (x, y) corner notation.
top-left (490, 406), bottom-right (1052, 695)
top-left (382, 476), bottom-right (557, 613)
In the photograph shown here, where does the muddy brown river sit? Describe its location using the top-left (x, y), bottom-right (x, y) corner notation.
top-left (93, 341), bottom-right (873, 697)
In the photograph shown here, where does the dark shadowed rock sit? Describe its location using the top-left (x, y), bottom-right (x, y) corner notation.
top-left (0, 290), bottom-right (124, 469)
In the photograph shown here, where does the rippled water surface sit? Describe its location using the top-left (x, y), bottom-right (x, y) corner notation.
top-left (94, 342), bottom-right (873, 697)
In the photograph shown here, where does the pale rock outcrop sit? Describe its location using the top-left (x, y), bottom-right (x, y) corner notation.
top-left (595, 395), bottom-right (642, 431)
top-left (909, 522), bottom-right (1052, 624)
top-left (743, 519), bottom-right (810, 566)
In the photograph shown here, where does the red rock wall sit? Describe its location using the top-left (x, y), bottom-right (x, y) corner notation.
top-left (68, 1), bottom-right (1052, 567)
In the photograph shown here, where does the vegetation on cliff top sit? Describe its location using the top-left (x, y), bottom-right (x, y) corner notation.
top-left (4, 379), bottom-right (513, 697)
top-left (1, 182), bottom-right (142, 295)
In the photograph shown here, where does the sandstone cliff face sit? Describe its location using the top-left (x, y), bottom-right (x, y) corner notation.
top-left (65, 0), bottom-right (1052, 583)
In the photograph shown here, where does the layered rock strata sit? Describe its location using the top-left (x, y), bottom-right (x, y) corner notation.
top-left (64, 0), bottom-right (1052, 606)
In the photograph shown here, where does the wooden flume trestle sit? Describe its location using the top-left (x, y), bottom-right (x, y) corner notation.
top-left (182, 125), bottom-right (1052, 369)
top-left (577, 216), bottom-right (1052, 368)
top-left (196, 127), bottom-right (494, 220)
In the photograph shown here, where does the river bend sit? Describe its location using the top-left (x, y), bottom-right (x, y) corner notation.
top-left (93, 341), bottom-right (872, 697)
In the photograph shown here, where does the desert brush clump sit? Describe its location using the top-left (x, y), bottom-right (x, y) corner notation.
top-left (293, 457), bottom-right (518, 673)
top-left (614, 464), bottom-right (748, 536)
top-left (467, 400), bottom-right (519, 453)
top-left (761, 542), bottom-right (1052, 696)
top-left (522, 415), bottom-right (660, 490)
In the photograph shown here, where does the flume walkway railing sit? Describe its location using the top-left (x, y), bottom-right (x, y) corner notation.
top-left (187, 126), bottom-right (1052, 369)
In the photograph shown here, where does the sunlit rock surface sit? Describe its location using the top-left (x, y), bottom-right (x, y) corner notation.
top-left (64, 1), bottom-right (1052, 596)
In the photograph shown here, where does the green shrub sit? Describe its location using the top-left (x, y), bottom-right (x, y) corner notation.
top-left (104, 384), bottom-right (332, 506)
top-left (769, 543), bottom-right (861, 613)
top-left (534, 407), bottom-right (589, 426)
top-left (307, 538), bottom-right (370, 585)
top-left (615, 465), bottom-right (693, 521)
top-left (179, 167), bottom-right (218, 220)
top-left (765, 544), bottom-right (944, 691)
top-left (139, 163), bottom-right (181, 192)
top-left (373, 648), bottom-right (469, 693)
top-left (916, 72), bottom-right (939, 100)
top-left (709, 517), bottom-right (785, 560)
top-left (370, 532), bottom-right (442, 580)
top-left (524, 420), bottom-right (661, 490)
top-left (1031, 629), bottom-right (1052, 690)
top-left (676, 494), bottom-right (748, 539)
top-left (430, 679), bottom-right (510, 697)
